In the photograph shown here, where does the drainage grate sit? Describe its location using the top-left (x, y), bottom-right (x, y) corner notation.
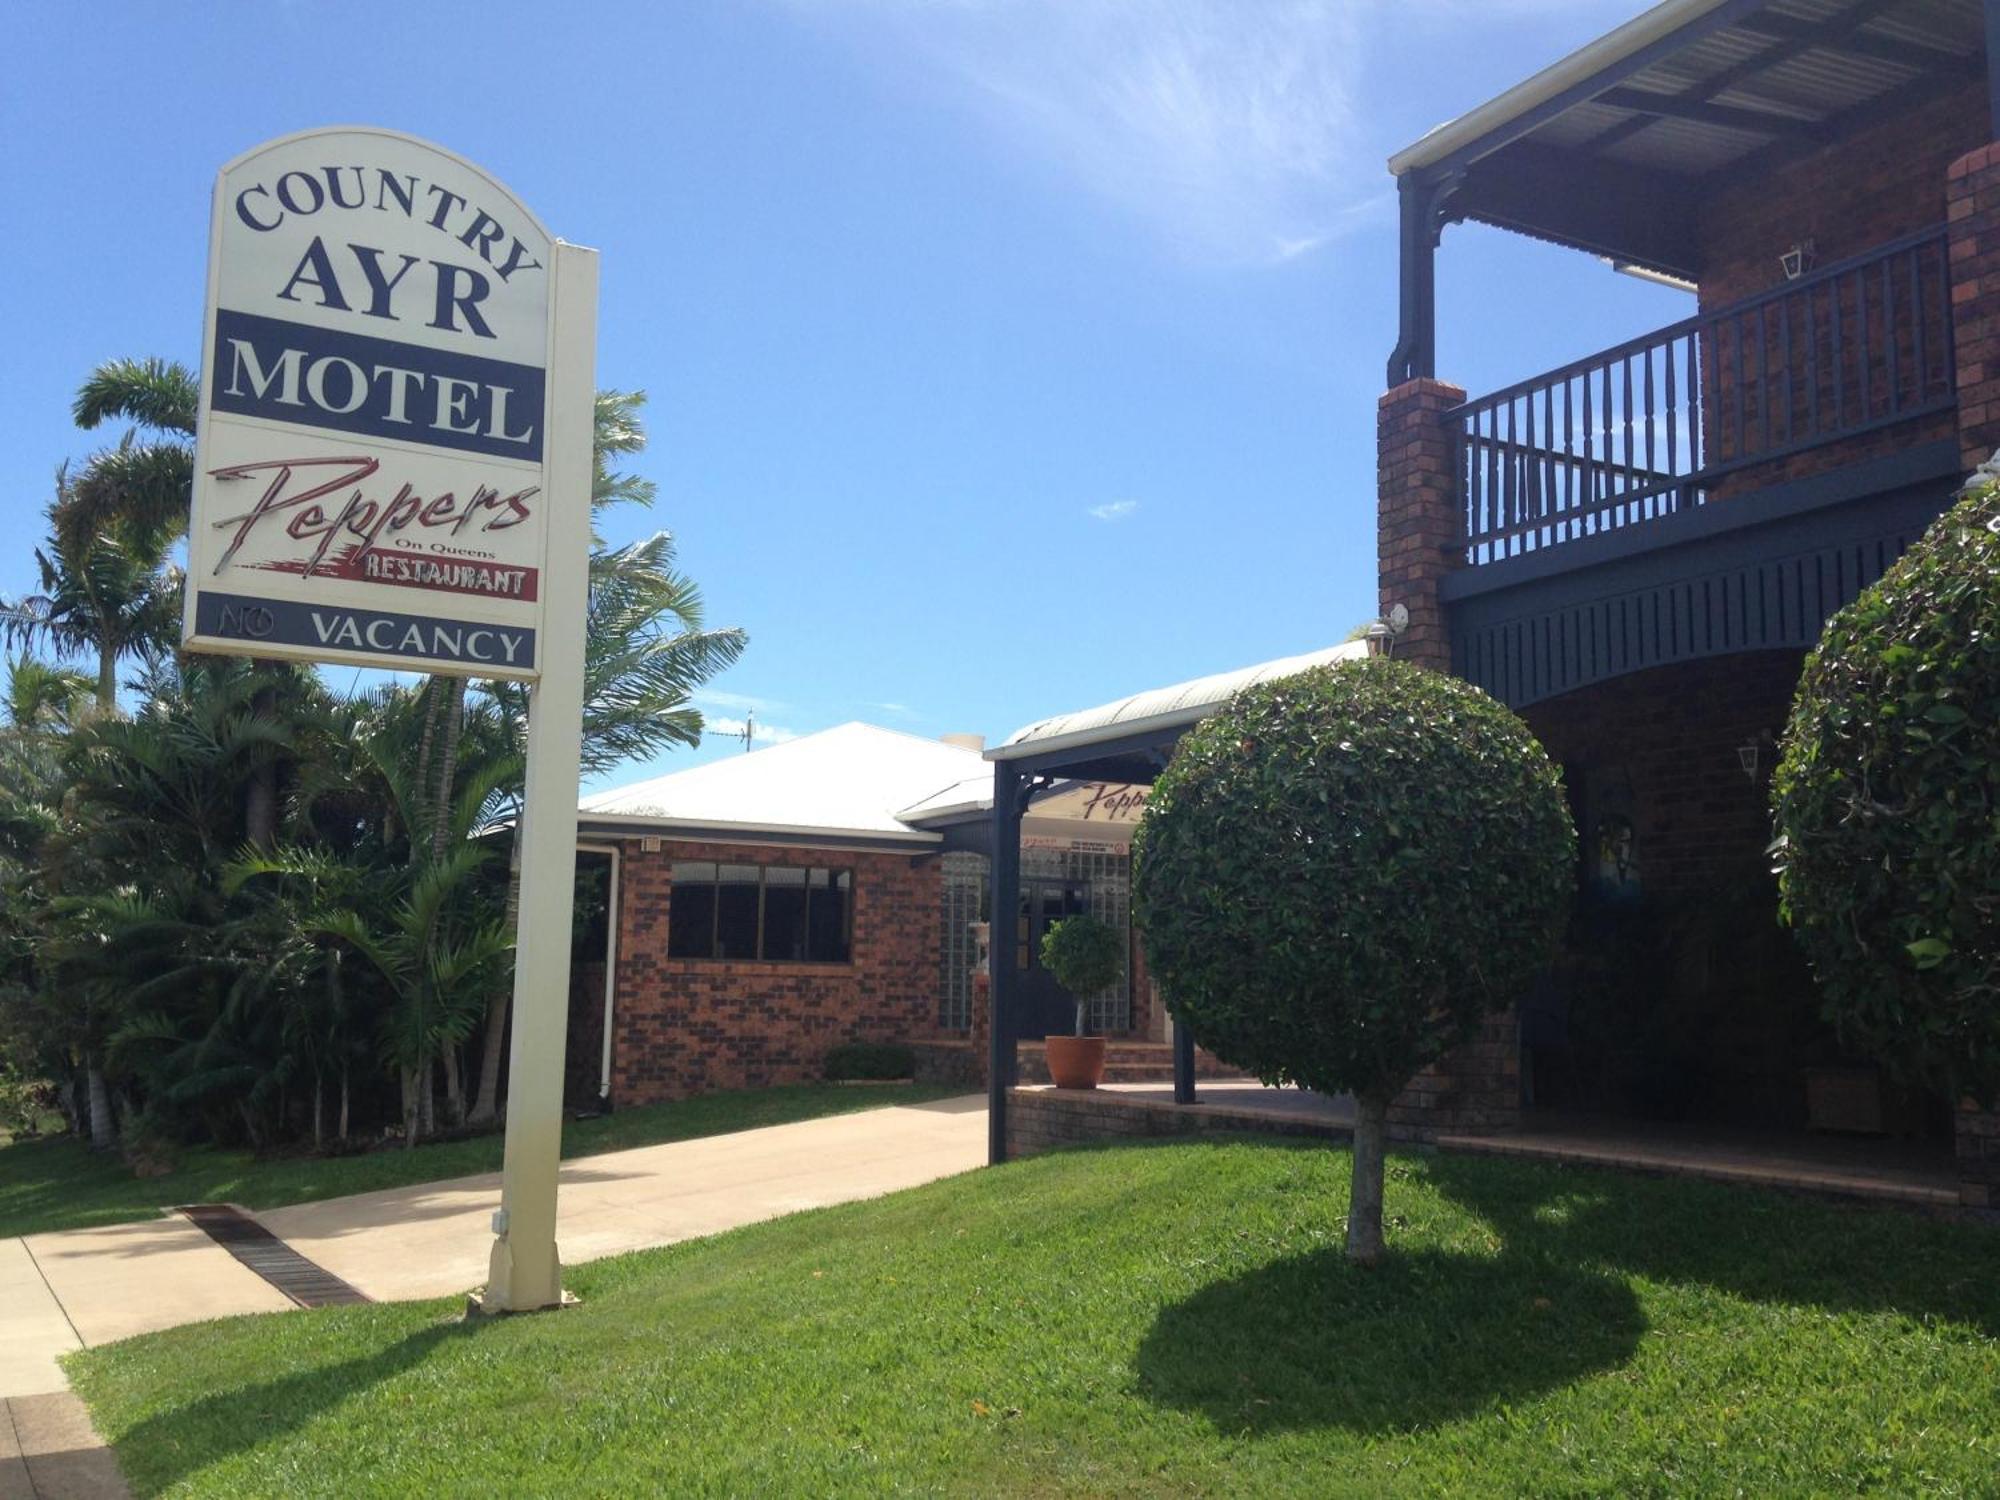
top-left (177, 1204), bottom-right (371, 1308)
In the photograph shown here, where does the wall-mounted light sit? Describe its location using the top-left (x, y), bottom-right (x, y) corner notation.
top-left (1737, 730), bottom-right (1777, 783)
top-left (1779, 239), bottom-right (1816, 281)
top-left (1363, 603), bottom-right (1411, 658)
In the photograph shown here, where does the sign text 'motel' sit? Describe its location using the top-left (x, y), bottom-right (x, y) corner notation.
top-left (184, 130), bottom-right (557, 678)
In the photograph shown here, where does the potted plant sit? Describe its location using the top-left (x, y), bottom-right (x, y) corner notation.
top-left (1038, 914), bottom-right (1125, 1089)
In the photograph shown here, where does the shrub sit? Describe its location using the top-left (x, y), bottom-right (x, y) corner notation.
top-left (823, 1042), bottom-right (916, 1082)
top-left (1772, 478), bottom-right (2000, 1108)
top-left (1039, 914), bottom-right (1126, 1036)
top-left (1133, 658), bottom-right (1573, 1261)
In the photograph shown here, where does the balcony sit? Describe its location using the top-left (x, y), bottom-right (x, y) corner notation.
top-left (1454, 227), bottom-right (1956, 567)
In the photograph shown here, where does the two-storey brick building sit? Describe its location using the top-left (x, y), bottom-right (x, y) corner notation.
top-left (1376, 0), bottom-right (1998, 1205)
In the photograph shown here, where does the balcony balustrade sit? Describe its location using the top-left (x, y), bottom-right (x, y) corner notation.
top-left (1454, 227), bottom-right (1955, 566)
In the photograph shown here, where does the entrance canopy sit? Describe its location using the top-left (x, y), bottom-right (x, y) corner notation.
top-left (989, 641), bottom-right (1370, 782)
top-left (980, 640), bottom-right (1370, 1163)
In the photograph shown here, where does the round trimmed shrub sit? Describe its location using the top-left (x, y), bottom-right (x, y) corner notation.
top-left (1039, 914), bottom-right (1126, 1037)
top-left (1133, 657), bottom-right (1573, 1261)
top-left (1772, 479), bottom-right (2000, 1107)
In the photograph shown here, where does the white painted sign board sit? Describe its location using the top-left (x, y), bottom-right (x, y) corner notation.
top-left (185, 128), bottom-right (598, 1313)
top-left (185, 128), bottom-right (558, 678)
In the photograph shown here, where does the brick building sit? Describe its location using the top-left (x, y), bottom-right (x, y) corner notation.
top-left (1376, 0), bottom-right (1998, 1205)
top-left (570, 723), bottom-right (1163, 1107)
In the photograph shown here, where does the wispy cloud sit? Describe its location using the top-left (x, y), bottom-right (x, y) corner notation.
top-left (782, 0), bottom-right (1390, 265)
top-left (705, 714), bottom-right (803, 746)
top-left (697, 688), bottom-right (788, 714)
top-left (869, 700), bottom-right (918, 719)
top-left (1088, 499), bottom-right (1140, 522)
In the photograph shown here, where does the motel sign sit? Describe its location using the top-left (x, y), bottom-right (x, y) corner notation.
top-left (184, 128), bottom-right (598, 1313)
top-left (185, 129), bottom-right (560, 678)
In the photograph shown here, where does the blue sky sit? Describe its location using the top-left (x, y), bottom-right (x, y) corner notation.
top-left (1, 0), bottom-right (1687, 785)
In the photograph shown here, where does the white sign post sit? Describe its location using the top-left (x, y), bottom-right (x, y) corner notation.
top-left (185, 128), bottom-right (594, 1312)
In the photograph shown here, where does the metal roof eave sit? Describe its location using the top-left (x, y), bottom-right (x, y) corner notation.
top-left (1387, 0), bottom-right (1753, 179)
top-left (573, 810), bottom-right (942, 847)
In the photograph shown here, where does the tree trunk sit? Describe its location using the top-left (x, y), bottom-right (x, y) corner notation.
top-left (467, 824), bottom-right (524, 1126)
top-left (244, 666), bottom-right (280, 850)
top-left (338, 1067), bottom-right (350, 1144)
top-left (1346, 1090), bottom-right (1390, 1265)
top-left (312, 1073), bottom-right (324, 1151)
top-left (86, 1063), bottom-right (116, 1150)
top-left (94, 644), bottom-right (117, 716)
top-left (401, 1066), bottom-right (419, 1148)
top-left (442, 1045), bottom-right (464, 1127)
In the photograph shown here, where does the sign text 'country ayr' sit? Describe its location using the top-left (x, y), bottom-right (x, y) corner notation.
top-left (184, 131), bottom-right (558, 677)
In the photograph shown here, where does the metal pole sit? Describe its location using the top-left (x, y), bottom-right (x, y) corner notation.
top-left (482, 240), bottom-right (598, 1314)
top-left (986, 761), bottom-right (1022, 1165)
top-left (1172, 1006), bottom-right (1196, 1105)
top-left (1387, 173), bottom-right (1438, 387)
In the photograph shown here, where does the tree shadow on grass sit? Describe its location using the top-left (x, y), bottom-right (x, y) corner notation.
top-left (1134, 1246), bottom-right (1644, 1435)
top-left (92, 1318), bottom-right (470, 1495)
top-left (1421, 1152), bottom-right (2000, 1338)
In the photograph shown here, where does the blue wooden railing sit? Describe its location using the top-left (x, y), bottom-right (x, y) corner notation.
top-left (1454, 226), bottom-right (1955, 564)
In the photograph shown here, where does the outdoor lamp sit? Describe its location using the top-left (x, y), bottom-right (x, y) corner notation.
top-left (1779, 239), bottom-right (1816, 281)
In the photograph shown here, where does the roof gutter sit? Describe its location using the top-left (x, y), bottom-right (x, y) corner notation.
top-left (572, 811), bottom-right (941, 846)
top-left (1387, 0), bottom-right (1735, 176)
top-left (986, 703), bottom-right (1218, 764)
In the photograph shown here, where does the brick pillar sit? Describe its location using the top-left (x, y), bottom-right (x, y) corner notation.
top-left (1386, 1010), bottom-right (1521, 1144)
top-left (1948, 144), bottom-right (2000, 468)
top-left (1377, 377), bottom-right (1466, 672)
top-left (969, 972), bottom-right (991, 1085)
top-left (1958, 1101), bottom-right (2000, 1217)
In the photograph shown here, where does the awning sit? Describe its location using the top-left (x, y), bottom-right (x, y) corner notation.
top-left (1389, 0), bottom-right (1983, 278)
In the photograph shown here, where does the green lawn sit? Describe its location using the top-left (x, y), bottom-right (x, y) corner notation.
top-left (0, 1083), bottom-right (964, 1239)
top-left (68, 1138), bottom-right (2000, 1497)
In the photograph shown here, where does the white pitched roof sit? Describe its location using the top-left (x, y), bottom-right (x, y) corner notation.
top-left (579, 722), bottom-right (986, 844)
top-left (990, 640), bottom-right (1371, 762)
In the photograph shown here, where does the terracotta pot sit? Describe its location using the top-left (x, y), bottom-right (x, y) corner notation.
top-left (1045, 1036), bottom-right (1107, 1090)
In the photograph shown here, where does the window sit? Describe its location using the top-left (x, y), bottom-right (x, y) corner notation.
top-left (668, 862), bottom-right (852, 963)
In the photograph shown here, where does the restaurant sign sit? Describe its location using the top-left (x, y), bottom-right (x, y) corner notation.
top-left (184, 128), bottom-right (556, 678)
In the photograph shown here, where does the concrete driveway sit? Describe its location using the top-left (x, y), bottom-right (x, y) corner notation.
top-left (1, 1094), bottom-right (986, 1400)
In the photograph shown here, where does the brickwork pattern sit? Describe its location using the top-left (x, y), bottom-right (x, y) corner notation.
top-left (1698, 81), bottom-right (1983, 311)
top-left (1389, 1011), bottom-right (1522, 1143)
top-left (1006, 1087), bottom-right (1351, 1159)
top-left (1957, 1103), bottom-right (2000, 1212)
top-left (1948, 141), bottom-right (2000, 466)
top-left (1378, 378), bottom-right (1466, 672)
top-left (1523, 649), bottom-right (1805, 902)
top-left (609, 840), bottom-right (945, 1105)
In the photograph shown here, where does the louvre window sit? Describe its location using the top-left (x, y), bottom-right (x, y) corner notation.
top-left (668, 862), bottom-right (853, 963)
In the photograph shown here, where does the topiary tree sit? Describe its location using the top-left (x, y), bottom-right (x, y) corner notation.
top-left (1040, 913), bottom-right (1126, 1037)
top-left (1771, 477), bottom-right (2000, 1111)
top-left (1133, 657), bottom-right (1574, 1263)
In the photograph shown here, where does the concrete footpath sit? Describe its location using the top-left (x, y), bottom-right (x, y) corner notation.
top-left (0, 1094), bottom-right (986, 1498)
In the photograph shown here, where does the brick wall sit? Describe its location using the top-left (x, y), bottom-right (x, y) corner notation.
top-left (609, 839), bottom-right (945, 1105)
top-left (1696, 80), bottom-right (1984, 310)
top-left (1006, 1086), bottom-right (1351, 1159)
top-left (1522, 648), bottom-right (1805, 902)
top-left (1957, 1103), bottom-right (2000, 1214)
top-left (1948, 142), bottom-right (2000, 465)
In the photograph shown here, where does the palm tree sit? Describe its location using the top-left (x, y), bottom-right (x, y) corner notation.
top-left (4, 658), bottom-right (92, 731)
top-left (0, 512), bottom-right (181, 715)
top-left (53, 357), bottom-right (198, 562)
top-left (232, 704), bottom-right (519, 1145)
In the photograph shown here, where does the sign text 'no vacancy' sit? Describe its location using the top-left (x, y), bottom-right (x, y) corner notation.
top-left (185, 128), bottom-right (556, 678)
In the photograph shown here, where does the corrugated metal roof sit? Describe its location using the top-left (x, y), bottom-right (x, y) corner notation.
top-left (578, 722), bottom-right (985, 843)
top-left (990, 641), bottom-right (1372, 762)
top-left (1392, 0), bottom-right (1981, 182)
